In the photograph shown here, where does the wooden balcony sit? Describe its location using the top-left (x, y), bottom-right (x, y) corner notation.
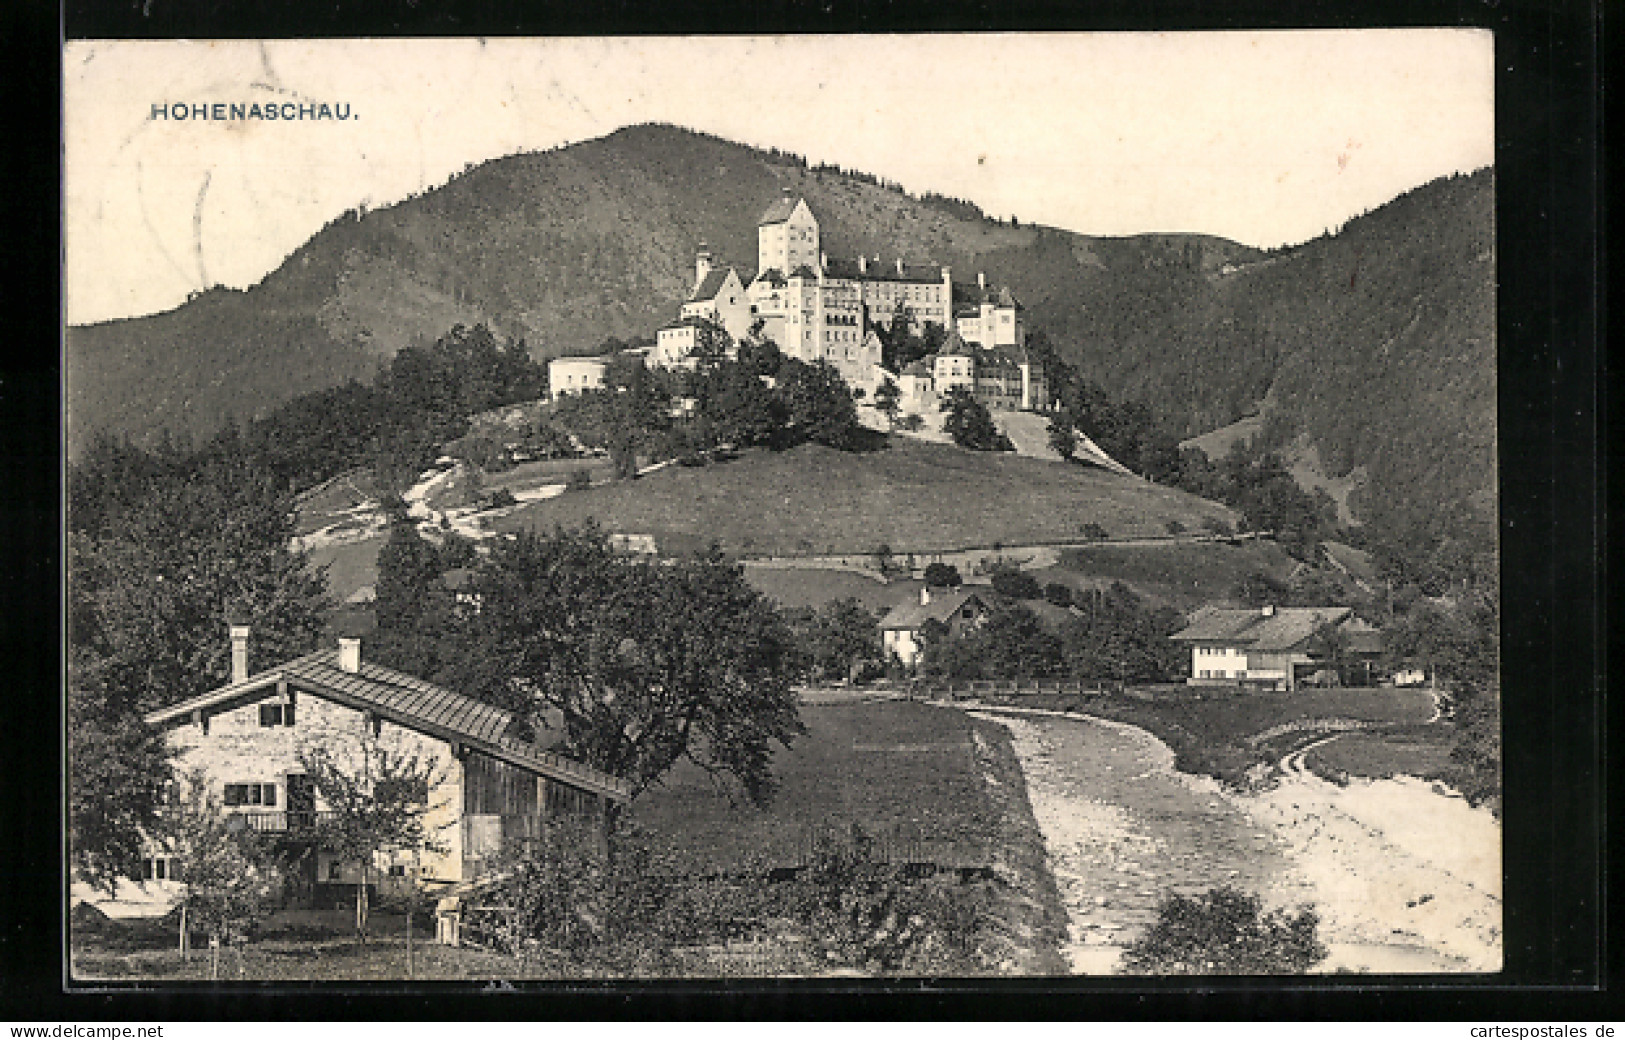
top-left (228, 810), bottom-right (342, 834)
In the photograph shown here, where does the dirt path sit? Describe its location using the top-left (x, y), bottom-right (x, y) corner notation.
top-left (971, 706), bottom-right (1500, 975)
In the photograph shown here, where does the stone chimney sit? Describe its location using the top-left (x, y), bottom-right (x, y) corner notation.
top-left (977, 271), bottom-right (986, 290)
top-left (1261, 604), bottom-right (1276, 617)
top-left (919, 587), bottom-right (932, 606)
top-left (896, 258), bottom-right (905, 276)
top-left (858, 255), bottom-right (868, 275)
top-left (695, 243), bottom-right (713, 293)
top-left (820, 251), bottom-right (828, 273)
top-left (230, 625), bottom-right (251, 685)
top-left (339, 637), bottom-right (362, 674)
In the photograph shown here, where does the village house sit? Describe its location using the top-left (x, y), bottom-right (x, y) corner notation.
top-left (547, 354), bottom-right (609, 400)
top-left (1169, 604), bottom-right (1382, 691)
top-left (879, 586), bottom-right (990, 669)
top-left (142, 627), bottom-right (631, 906)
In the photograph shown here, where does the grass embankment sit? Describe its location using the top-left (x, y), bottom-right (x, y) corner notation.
top-left (632, 700), bottom-right (1068, 973)
top-left (951, 685), bottom-right (1441, 790)
top-left (489, 440), bottom-right (1236, 558)
top-left (1047, 540), bottom-right (1299, 611)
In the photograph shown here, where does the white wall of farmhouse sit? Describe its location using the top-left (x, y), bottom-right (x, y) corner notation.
top-left (164, 691), bottom-right (466, 883)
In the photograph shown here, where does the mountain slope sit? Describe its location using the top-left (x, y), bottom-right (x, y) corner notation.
top-left (66, 124), bottom-right (1493, 548)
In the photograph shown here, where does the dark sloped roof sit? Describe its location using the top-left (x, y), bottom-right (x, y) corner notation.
top-left (953, 283), bottom-right (1025, 310)
top-left (1170, 606), bottom-right (1356, 652)
top-left (752, 268), bottom-right (787, 288)
top-left (689, 267), bottom-right (734, 302)
top-left (822, 257), bottom-right (946, 284)
top-left (902, 360), bottom-right (933, 377)
top-left (879, 589), bottom-right (984, 631)
top-left (145, 650), bottom-right (631, 801)
top-left (936, 332), bottom-right (974, 358)
top-left (757, 196), bottom-right (802, 226)
top-left (788, 265), bottom-right (820, 280)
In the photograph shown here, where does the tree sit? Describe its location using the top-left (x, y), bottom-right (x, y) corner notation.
top-left (1120, 887), bottom-right (1327, 975)
top-left (922, 562), bottom-right (962, 588)
top-left (737, 319), bottom-right (783, 377)
top-left (696, 360), bottom-right (782, 448)
top-left (159, 772), bottom-right (287, 976)
top-left (67, 450), bottom-right (328, 890)
top-left (873, 378), bottom-right (902, 430)
top-left (791, 598), bottom-right (882, 683)
top-left (431, 526), bottom-right (805, 809)
top-left (871, 543), bottom-right (896, 577)
top-left (776, 359), bottom-right (861, 450)
top-left (1046, 411), bottom-right (1078, 461)
top-left (990, 569), bottom-right (1042, 600)
top-left (941, 387), bottom-right (1012, 452)
top-left (1043, 582), bottom-right (1074, 608)
top-left (299, 730), bottom-right (449, 942)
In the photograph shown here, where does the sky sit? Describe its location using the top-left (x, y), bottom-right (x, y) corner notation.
top-left (63, 32), bottom-right (1494, 326)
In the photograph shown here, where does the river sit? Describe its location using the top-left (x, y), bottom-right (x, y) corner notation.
top-left (970, 708), bottom-right (1500, 975)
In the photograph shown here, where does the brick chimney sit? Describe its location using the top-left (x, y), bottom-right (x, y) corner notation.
top-left (919, 587), bottom-right (932, 606)
top-left (1261, 604), bottom-right (1276, 617)
top-left (977, 271), bottom-right (986, 290)
top-left (858, 255), bottom-right (868, 275)
top-left (338, 637), bottom-right (362, 674)
top-left (230, 625), bottom-right (251, 685)
top-left (896, 257), bottom-right (905, 276)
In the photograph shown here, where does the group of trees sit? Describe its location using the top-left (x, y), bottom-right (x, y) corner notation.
top-left (474, 819), bottom-right (998, 976)
top-left (919, 579), bottom-right (1185, 684)
top-left (68, 434), bottom-right (331, 891)
top-left (941, 387), bottom-right (1014, 452)
top-left (370, 522), bottom-right (807, 809)
top-left (551, 320), bottom-right (867, 476)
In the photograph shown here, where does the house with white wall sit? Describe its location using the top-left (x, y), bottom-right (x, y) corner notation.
top-left (142, 627), bottom-right (630, 904)
top-left (1170, 605), bottom-right (1382, 691)
top-left (879, 586), bottom-right (989, 669)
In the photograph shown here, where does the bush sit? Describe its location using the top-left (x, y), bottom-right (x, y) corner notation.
top-left (895, 414), bottom-right (925, 432)
top-left (567, 468), bottom-right (593, 491)
top-left (1043, 582), bottom-right (1073, 608)
top-left (1120, 887), bottom-right (1327, 975)
top-left (922, 562), bottom-right (962, 588)
top-left (1079, 522), bottom-right (1109, 541)
top-left (1203, 516), bottom-right (1234, 537)
top-left (1164, 519), bottom-right (1186, 536)
top-left (990, 569), bottom-right (1043, 600)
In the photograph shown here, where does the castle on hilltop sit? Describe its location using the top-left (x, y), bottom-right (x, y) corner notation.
top-left (652, 197), bottom-right (1047, 411)
top-left (553, 196), bottom-right (1048, 414)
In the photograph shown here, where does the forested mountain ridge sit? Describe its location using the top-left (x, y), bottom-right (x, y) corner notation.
top-left (66, 124), bottom-right (1493, 553)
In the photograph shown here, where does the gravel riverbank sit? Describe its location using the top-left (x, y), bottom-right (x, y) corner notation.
top-left (970, 706), bottom-right (1501, 975)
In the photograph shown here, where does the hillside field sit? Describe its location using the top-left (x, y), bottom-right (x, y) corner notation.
top-left (631, 700), bottom-right (1028, 875)
top-left (1049, 539), bottom-right (1300, 610)
top-left (487, 439), bottom-right (1236, 558)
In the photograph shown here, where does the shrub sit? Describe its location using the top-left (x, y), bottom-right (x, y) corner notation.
top-left (895, 414), bottom-right (925, 432)
top-left (922, 562), bottom-right (962, 588)
top-left (990, 569), bottom-right (1043, 600)
top-left (567, 468), bottom-right (594, 491)
top-left (1165, 519), bottom-right (1186, 536)
top-left (1043, 582), bottom-right (1073, 608)
top-left (1203, 516), bottom-right (1234, 537)
top-left (1120, 887), bottom-right (1327, 975)
top-left (1079, 522), bottom-right (1109, 541)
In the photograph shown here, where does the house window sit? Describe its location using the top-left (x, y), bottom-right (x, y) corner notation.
top-left (224, 782), bottom-right (277, 807)
top-left (259, 702), bottom-right (295, 727)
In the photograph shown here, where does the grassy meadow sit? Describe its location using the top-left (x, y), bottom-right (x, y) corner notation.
top-left (489, 439), bottom-right (1237, 557)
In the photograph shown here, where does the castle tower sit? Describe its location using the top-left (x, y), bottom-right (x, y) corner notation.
top-left (694, 243), bottom-right (713, 295)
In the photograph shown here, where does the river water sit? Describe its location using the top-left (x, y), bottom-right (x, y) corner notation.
top-left (971, 708), bottom-right (1494, 975)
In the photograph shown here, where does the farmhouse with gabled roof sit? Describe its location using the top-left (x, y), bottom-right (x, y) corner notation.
top-left (879, 586), bottom-right (990, 670)
top-left (143, 627), bottom-right (630, 902)
top-left (1169, 604), bottom-right (1382, 691)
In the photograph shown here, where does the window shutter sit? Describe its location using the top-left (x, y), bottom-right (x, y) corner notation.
top-left (263, 784), bottom-right (277, 807)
